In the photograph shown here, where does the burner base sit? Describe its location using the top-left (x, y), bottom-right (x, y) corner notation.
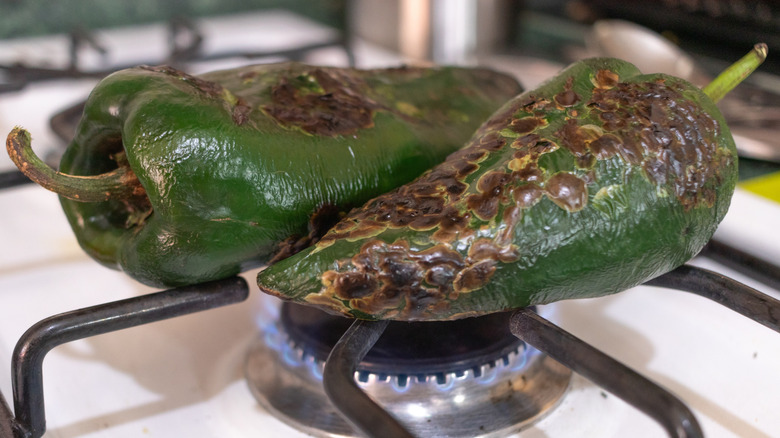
top-left (245, 305), bottom-right (572, 437)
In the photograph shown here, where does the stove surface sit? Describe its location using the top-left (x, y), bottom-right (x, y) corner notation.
top-left (1, 9), bottom-right (779, 438)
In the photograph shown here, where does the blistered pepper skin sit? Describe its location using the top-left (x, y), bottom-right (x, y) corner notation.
top-left (256, 58), bottom-right (738, 321)
top-left (58, 62), bottom-right (522, 287)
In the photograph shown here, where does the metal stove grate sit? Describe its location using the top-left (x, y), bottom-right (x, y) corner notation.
top-left (320, 263), bottom-right (780, 438)
top-left (0, 13), bottom-right (354, 191)
top-left (0, 257), bottom-right (776, 438)
top-left (0, 277), bottom-right (250, 438)
top-left (2, 11), bottom-right (780, 437)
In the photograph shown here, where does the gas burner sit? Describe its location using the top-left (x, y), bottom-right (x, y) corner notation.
top-left (245, 304), bottom-right (571, 437)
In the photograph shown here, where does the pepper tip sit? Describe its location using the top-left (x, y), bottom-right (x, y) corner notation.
top-left (754, 43), bottom-right (768, 62)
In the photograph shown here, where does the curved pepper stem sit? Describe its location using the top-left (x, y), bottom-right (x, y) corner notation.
top-left (5, 127), bottom-right (142, 202)
top-left (703, 43), bottom-right (768, 103)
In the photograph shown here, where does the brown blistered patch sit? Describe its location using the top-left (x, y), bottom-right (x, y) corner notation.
top-left (477, 132), bottom-right (507, 152)
top-left (231, 96), bottom-right (252, 126)
top-left (545, 172), bottom-right (588, 212)
top-left (556, 119), bottom-right (588, 158)
top-left (594, 69), bottom-right (619, 89)
top-left (467, 171), bottom-right (514, 221)
top-left (312, 239), bottom-right (468, 319)
top-left (588, 78), bottom-right (724, 209)
top-left (330, 271), bottom-right (379, 299)
top-left (514, 165), bottom-right (544, 184)
top-left (513, 183), bottom-right (543, 208)
top-left (554, 77), bottom-right (580, 107)
top-left (587, 133), bottom-right (620, 159)
top-left (518, 94), bottom-right (554, 113)
top-left (453, 260), bottom-right (497, 293)
top-left (468, 238), bottom-right (519, 264)
top-left (262, 68), bottom-right (380, 137)
top-left (510, 117), bottom-right (545, 134)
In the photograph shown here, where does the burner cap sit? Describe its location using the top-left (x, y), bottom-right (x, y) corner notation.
top-left (281, 303), bottom-right (523, 384)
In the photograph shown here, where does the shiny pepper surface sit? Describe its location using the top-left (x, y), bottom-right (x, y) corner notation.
top-left (51, 62), bottom-right (522, 287)
top-left (256, 58), bottom-right (740, 321)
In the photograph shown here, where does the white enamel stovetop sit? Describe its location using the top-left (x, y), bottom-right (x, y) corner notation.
top-left (1, 9), bottom-right (779, 438)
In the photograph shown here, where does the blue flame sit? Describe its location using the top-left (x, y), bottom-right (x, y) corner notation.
top-left (390, 375), bottom-right (412, 393)
top-left (436, 376), bottom-right (457, 392)
top-left (308, 359), bottom-right (324, 381)
top-left (477, 366), bottom-right (499, 385)
top-left (257, 301), bottom-right (536, 395)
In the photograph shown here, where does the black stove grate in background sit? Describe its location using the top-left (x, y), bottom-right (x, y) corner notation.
top-left (0, 252), bottom-right (778, 437)
top-left (0, 14), bottom-right (354, 191)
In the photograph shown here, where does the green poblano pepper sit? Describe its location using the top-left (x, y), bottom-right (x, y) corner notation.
top-left (256, 48), bottom-right (767, 321)
top-left (6, 62), bottom-right (521, 287)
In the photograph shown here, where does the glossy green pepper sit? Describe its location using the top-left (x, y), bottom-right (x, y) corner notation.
top-left (256, 47), bottom-right (767, 321)
top-left (6, 62), bottom-right (521, 287)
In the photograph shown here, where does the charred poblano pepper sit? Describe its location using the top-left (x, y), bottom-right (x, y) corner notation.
top-left (256, 46), bottom-right (767, 321)
top-left (6, 62), bottom-right (521, 287)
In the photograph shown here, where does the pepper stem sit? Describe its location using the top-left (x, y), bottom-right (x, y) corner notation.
top-left (702, 43), bottom-right (768, 103)
top-left (6, 126), bottom-right (141, 202)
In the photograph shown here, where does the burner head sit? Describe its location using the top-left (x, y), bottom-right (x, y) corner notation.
top-left (246, 303), bottom-right (571, 437)
top-left (281, 303), bottom-right (524, 384)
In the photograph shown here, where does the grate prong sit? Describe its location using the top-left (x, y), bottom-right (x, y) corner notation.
top-left (510, 308), bottom-right (704, 438)
top-left (7, 276), bottom-right (249, 438)
top-left (322, 319), bottom-right (415, 438)
top-left (646, 264), bottom-right (780, 333)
